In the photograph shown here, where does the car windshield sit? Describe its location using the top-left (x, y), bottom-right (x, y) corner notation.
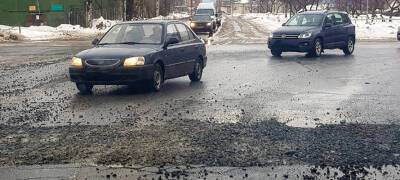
top-left (285, 14), bottom-right (324, 26)
top-left (192, 15), bottom-right (212, 21)
top-left (196, 9), bottom-right (214, 16)
top-left (99, 23), bottom-right (163, 45)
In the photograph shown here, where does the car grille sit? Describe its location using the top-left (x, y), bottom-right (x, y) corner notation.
top-left (85, 59), bottom-right (120, 67)
top-left (273, 34), bottom-right (299, 39)
top-left (194, 22), bottom-right (208, 27)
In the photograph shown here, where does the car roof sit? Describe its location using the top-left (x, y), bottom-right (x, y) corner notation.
top-left (117, 20), bottom-right (182, 25)
top-left (299, 10), bottom-right (347, 15)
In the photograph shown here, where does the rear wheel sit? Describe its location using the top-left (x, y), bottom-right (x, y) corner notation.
top-left (76, 83), bottom-right (93, 95)
top-left (189, 59), bottom-right (203, 82)
top-left (271, 50), bottom-right (282, 57)
top-left (308, 38), bottom-right (322, 57)
top-left (149, 63), bottom-right (163, 92)
top-left (343, 37), bottom-right (355, 55)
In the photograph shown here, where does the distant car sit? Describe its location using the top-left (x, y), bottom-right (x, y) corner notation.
top-left (69, 21), bottom-right (207, 94)
top-left (190, 14), bottom-right (217, 35)
top-left (268, 11), bottom-right (356, 57)
top-left (196, 2), bottom-right (221, 27)
top-left (397, 26), bottom-right (400, 41)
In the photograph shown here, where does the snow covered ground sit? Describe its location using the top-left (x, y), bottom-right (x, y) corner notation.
top-left (242, 13), bottom-right (400, 40)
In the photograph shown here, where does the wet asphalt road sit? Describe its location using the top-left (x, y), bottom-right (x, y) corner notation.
top-left (1, 16), bottom-right (400, 179)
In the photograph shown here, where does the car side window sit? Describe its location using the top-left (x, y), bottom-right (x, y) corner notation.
top-left (333, 13), bottom-right (343, 25)
top-left (325, 14), bottom-right (334, 25)
top-left (185, 26), bottom-right (195, 40)
top-left (175, 23), bottom-right (190, 42)
top-left (340, 13), bottom-right (350, 24)
top-left (167, 24), bottom-right (178, 37)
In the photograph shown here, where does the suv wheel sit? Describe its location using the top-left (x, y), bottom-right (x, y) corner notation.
top-left (343, 37), bottom-right (355, 55)
top-left (189, 59), bottom-right (203, 82)
top-left (76, 83), bottom-right (93, 95)
top-left (308, 38), bottom-right (322, 57)
top-left (149, 64), bottom-right (163, 92)
top-left (271, 50), bottom-right (282, 57)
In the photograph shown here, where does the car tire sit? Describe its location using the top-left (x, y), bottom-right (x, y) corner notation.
top-left (308, 38), bottom-right (323, 57)
top-left (189, 59), bottom-right (203, 82)
top-left (271, 50), bottom-right (282, 57)
top-left (343, 37), bottom-right (355, 55)
top-left (149, 63), bottom-right (163, 92)
top-left (76, 83), bottom-right (93, 95)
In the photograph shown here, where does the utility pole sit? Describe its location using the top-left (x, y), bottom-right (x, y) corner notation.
top-left (156, 0), bottom-right (160, 16)
top-left (190, 0), bottom-right (193, 16)
top-left (366, 0), bottom-right (369, 23)
top-left (230, 0), bottom-right (233, 16)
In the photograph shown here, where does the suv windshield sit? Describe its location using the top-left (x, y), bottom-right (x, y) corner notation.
top-left (192, 15), bottom-right (212, 21)
top-left (196, 9), bottom-right (214, 16)
top-left (99, 23), bottom-right (163, 45)
top-left (285, 14), bottom-right (324, 26)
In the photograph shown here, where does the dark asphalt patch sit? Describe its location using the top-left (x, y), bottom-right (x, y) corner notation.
top-left (1, 119), bottom-right (400, 169)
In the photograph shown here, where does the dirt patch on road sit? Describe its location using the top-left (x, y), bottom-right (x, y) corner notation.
top-left (1, 119), bottom-right (400, 168)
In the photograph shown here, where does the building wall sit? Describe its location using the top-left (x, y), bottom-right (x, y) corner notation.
top-left (0, 0), bottom-right (120, 27)
top-left (0, 0), bottom-right (84, 26)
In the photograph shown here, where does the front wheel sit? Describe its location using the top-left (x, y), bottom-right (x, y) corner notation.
top-left (271, 50), bottom-right (282, 57)
top-left (149, 64), bottom-right (163, 92)
top-left (76, 83), bottom-right (93, 95)
top-left (189, 60), bottom-right (203, 82)
top-left (343, 37), bottom-right (355, 55)
top-left (308, 38), bottom-right (322, 57)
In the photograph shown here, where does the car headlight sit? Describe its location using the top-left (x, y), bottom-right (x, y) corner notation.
top-left (268, 33), bottom-right (274, 38)
top-left (123, 57), bottom-right (145, 68)
top-left (207, 22), bottom-right (212, 26)
top-left (298, 32), bottom-right (313, 39)
top-left (70, 57), bottom-right (83, 68)
top-left (190, 22), bottom-right (196, 28)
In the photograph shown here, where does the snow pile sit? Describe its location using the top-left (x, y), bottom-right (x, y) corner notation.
top-left (0, 31), bottom-right (24, 42)
top-left (0, 24), bottom-right (104, 41)
top-left (152, 12), bottom-right (190, 20)
top-left (0, 17), bottom-right (120, 41)
top-left (241, 13), bottom-right (288, 33)
top-left (243, 13), bottom-right (400, 40)
top-left (92, 16), bottom-right (120, 30)
top-left (352, 15), bottom-right (400, 39)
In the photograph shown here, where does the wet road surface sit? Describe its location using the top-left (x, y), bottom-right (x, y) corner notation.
top-left (1, 16), bottom-right (400, 179)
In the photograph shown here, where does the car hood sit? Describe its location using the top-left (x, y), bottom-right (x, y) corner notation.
top-left (273, 26), bottom-right (318, 34)
top-left (76, 45), bottom-right (158, 60)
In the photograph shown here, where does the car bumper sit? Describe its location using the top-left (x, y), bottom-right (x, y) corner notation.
top-left (191, 27), bottom-right (213, 32)
top-left (69, 65), bottom-right (154, 85)
top-left (268, 38), bottom-right (314, 52)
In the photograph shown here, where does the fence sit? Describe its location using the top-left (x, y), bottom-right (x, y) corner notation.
top-left (67, 7), bottom-right (123, 27)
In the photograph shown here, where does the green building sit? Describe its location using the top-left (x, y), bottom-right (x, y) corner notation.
top-left (0, 0), bottom-right (122, 27)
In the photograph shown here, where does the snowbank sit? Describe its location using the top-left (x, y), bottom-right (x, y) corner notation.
top-left (242, 13), bottom-right (400, 40)
top-left (152, 12), bottom-right (190, 20)
top-left (0, 17), bottom-right (119, 41)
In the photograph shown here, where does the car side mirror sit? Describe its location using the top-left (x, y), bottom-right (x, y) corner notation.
top-left (92, 38), bottom-right (99, 45)
top-left (324, 23), bottom-right (332, 28)
top-left (165, 37), bottom-right (179, 47)
top-left (282, 23), bottom-right (286, 26)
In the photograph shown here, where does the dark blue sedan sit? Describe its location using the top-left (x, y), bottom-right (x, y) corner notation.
top-left (268, 11), bottom-right (356, 57)
top-left (69, 20), bottom-right (207, 94)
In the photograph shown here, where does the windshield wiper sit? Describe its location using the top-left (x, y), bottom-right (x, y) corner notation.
top-left (119, 42), bottom-right (147, 45)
